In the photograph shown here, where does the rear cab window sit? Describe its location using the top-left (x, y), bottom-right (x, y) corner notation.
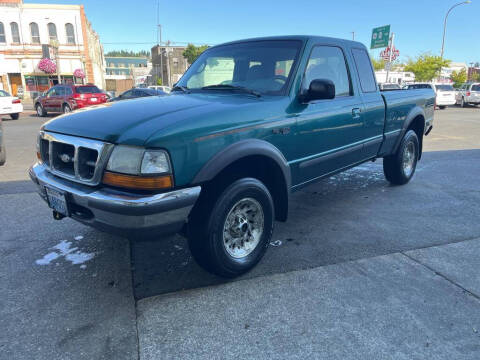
top-left (351, 48), bottom-right (377, 93)
top-left (471, 84), bottom-right (480, 91)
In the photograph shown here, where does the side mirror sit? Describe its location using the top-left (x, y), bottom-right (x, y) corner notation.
top-left (300, 79), bottom-right (335, 102)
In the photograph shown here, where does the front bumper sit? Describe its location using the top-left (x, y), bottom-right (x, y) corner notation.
top-left (29, 163), bottom-right (201, 237)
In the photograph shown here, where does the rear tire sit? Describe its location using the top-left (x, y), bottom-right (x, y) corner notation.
top-left (383, 130), bottom-right (419, 185)
top-left (10, 113), bottom-right (19, 120)
top-left (35, 103), bottom-right (46, 117)
top-left (439, 106), bottom-right (446, 110)
top-left (63, 104), bottom-right (71, 113)
top-left (187, 178), bottom-right (274, 278)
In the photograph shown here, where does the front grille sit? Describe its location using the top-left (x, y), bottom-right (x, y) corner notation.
top-left (39, 131), bottom-right (113, 186)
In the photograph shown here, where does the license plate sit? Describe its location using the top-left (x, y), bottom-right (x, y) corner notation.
top-left (90, 97), bottom-right (97, 102)
top-left (45, 186), bottom-right (69, 216)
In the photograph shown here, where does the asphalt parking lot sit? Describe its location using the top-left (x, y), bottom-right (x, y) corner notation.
top-left (1, 106), bottom-right (479, 359)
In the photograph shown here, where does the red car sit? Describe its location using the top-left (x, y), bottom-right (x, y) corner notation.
top-left (34, 84), bottom-right (108, 116)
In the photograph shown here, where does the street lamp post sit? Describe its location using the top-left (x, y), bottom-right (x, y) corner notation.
top-left (440, 1), bottom-right (471, 59)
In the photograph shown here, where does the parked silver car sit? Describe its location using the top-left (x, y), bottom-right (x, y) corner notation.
top-left (455, 83), bottom-right (480, 107)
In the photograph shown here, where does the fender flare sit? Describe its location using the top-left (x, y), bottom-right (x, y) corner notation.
top-left (192, 139), bottom-right (292, 191)
top-left (392, 106), bottom-right (426, 155)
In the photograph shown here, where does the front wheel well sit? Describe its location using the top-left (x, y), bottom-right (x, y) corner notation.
top-left (193, 155), bottom-right (289, 222)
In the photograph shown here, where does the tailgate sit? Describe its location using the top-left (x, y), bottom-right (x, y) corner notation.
top-left (83, 93), bottom-right (107, 104)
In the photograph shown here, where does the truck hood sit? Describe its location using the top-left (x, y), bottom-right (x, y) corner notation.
top-left (42, 94), bottom-right (266, 145)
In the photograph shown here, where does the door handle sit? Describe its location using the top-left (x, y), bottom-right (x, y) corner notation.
top-left (352, 108), bottom-right (361, 119)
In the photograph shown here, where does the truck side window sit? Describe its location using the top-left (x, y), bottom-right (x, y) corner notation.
top-left (351, 48), bottom-right (377, 93)
top-left (303, 46), bottom-right (352, 97)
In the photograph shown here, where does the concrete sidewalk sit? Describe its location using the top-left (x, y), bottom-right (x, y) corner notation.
top-left (137, 239), bottom-right (480, 360)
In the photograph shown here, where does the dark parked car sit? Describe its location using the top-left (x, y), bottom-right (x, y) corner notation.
top-left (109, 88), bottom-right (166, 102)
top-left (34, 84), bottom-right (108, 116)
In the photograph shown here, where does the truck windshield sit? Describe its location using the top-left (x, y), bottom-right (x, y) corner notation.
top-left (175, 40), bottom-right (303, 96)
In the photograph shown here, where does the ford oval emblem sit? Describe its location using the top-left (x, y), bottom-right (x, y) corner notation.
top-left (60, 154), bottom-right (71, 163)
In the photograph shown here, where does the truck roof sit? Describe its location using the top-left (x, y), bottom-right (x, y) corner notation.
top-left (210, 35), bottom-right (365, 50)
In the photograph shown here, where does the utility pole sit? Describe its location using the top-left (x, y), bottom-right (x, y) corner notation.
top-left (385, 32), bottom-right (394, 84)
top-left (351, 31), bottom-right (355, 41)
top-left (159, 25), bottom-right (164, 85)
top-left (157, 0), bottom-right (164, 85)
top-left (165, 41), bottom-right (171, 87)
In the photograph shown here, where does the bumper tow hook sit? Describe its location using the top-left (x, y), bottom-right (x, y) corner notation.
top-left (53, 211), bottom-right (65, 220)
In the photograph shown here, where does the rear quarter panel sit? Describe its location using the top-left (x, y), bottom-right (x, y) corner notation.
top-left (379, 89), bottom-right (435, 155)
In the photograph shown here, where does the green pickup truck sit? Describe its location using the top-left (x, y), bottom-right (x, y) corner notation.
top-left (30, 36), bottom-right (435, 277)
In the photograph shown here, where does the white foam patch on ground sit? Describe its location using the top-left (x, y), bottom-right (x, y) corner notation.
top-left (35, 236), bottom-right (96, 267)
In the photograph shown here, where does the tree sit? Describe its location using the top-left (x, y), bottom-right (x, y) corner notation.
top-left (371, 56), bottom-right (384, 71)
top-left (472, 72), bottom-right (480, 82)
top-left (105, 50), bottom-right (150, 58)
top-left (156, 78), bottom-right (162, 85)
top-left (450, 69), bottom-right (467, 87)
top-left (403, 54), bottom-right (450, 82)
top-left (182, 44), bottom-right (209, 64)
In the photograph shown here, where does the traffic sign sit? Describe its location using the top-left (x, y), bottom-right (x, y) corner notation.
top-left (380, 46), bottom-right (400, 61)
top-left (371, 25), bottom-right (390, 49)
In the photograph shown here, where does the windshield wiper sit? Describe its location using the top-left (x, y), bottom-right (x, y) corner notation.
top-left (172, 85), bottom-right (190, 93)
top-left (201, 84), bottom-right (261, 97)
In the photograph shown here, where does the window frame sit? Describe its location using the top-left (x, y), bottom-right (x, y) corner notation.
top-left (0, 22), bottom-right (5, 43)
top-left (301, 44), bottom-right (354, 98)
top-left (47, 22), bottom-right (57, 42)
top-left (351, 47), bottom-right (378, 93)
top-left (65, 23), bottom-right (75, 45)
top-left (10, 22), bottom-right (20, 43)
top-left (30, 22), bottom-right (40, 44)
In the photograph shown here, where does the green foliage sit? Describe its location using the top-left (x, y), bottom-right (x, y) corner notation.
top-left (403, 54), bottom-right (450, 82)
top-left (371, 56), bottom-right (384, 71)
top-left (156, 78), bottom-right (162, 85)
top-left (472, 72), bottom-right (480, 82)
top-left (182, 44), bottom-right (209, 64)
top-left (105, 49), bottom-right (150, 58)
top-left (450, 69), bottom-right (467, 87)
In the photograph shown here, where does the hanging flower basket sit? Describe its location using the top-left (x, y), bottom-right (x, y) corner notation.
top-left (73, 68), bottom-right (85, 79)
top-left (38, 58), bottom-right (57, 74)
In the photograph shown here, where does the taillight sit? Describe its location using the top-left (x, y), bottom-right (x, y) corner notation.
top-left (74, 93), bottom-right (85, 100)
top-left (12, 99), bottom-right (21, 104)
top-left (466, 91), bottom-right (471, 96)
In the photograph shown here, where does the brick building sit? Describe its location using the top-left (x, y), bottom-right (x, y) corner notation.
top-left (0, 0), bottom-right (105, 100)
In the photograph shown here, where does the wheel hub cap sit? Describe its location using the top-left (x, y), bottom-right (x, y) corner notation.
top-left (402, 141), bottom-right (415, 177)
top-left (223, 198), bottom-right (264, 259)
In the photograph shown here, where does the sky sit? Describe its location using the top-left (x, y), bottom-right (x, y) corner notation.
top-left (24, 0), bottom-right (480, 64)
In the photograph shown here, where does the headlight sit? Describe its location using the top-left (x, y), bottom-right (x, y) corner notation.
top-left (106, 146), bottom-right (171, 175)
top-left (103, 146), bottom-right (173, 190)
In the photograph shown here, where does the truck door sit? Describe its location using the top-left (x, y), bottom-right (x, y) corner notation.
top-left (350, 48), bottom-right (385, 158)
top-left (294, 45), bottom-right (366, 185)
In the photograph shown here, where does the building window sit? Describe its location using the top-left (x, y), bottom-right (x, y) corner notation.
top-left (30, 23), bottom-right (40, 44)
top-left (65, 23), bottom-right (75, 44)
top-left (0, 23), bottom-right (5, 43)
top-left (10, 22), bottom-right (20, 43)
top-left (47, 23), bottom-right (57, 42)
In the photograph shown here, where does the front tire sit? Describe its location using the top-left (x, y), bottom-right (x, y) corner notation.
top-left (187, 178), bottom-right (274, 278)
top-left (383, 130), bottom-right (419, 185)
top-left (35, 103), bottom-right (46, 117)
top-left (10, 113), bottom-right (19, 120)
top-left (439, 105), bottom-right (446, 110)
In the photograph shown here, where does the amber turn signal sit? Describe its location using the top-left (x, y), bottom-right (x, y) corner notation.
top-left (102, 171), bottom-right (173, 190)
top-left (36, 151), bottom-right (42, 161)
